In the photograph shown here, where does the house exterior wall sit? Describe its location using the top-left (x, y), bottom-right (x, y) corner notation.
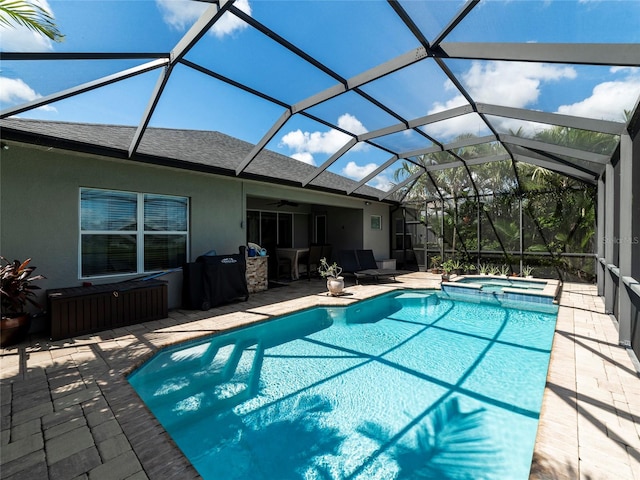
top-left (1, 144), bottom-right (392, 314)
top-left (1, 144), bottom-right (244, 311)
top-left (362, 202), bottom-right (390, 259)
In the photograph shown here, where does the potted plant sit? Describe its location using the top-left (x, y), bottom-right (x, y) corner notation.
top-left (441, 259), bottom-right (454, 282)
top-left (451, 259), bottom-right (463, 275)
top-left (499, 264), bottom-right (510, 277)
top-left (478, 263), bottom-right (489, 275)
top-left (430, 256), bottom-right (442, 274)
top-left (464, 263), bottom-right (476, 275)
top-left (521, 265), bottom-right (534, 278)
top-left (318, 257), bottom-right (344, 296)
top-left (1, 257), bottom-right (45, 347)
top-left (488, 265), bottom-right (500, 276)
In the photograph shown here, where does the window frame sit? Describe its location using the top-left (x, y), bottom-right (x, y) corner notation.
top-left (79, 187), bottom-right (189, 279)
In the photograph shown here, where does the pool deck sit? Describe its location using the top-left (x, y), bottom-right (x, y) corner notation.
top-left (1, 273), bottom-right (639, 479)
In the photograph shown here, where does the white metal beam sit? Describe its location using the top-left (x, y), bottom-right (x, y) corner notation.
top-left (513, 154), bottom-right (597, 184)
top-left (347, 155), bottom-right (398, 195)
top-left (502, 135), bottom-right (610, 164)
top-left (437, 42), bottom-right (640, 67)
top-left (0, 59), bottom-right (168, 119)
top-left (129, 1), bottom-right (234, 157)
top-left (302, 138), bottom-right (358, 187)
top-left (477, 103), bottom-right (625, 136)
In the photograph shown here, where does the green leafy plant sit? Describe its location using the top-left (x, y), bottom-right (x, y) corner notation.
top-left (0, 0), bottom-right (64, 42)
top-left (488, 265), bottom-right (500, 276)
top-left (499, 264), bottom-right (510, 276)
top-left (521, 265), bottom-right (534, 277)
top-left (441, 259), bottom-right (455, 274)
top-left (430, 256), bottom-right (441, 269)
top-left (0, 256), bottom-right (45, 314)
top-left (318, 257), bottom-right (342, 278)
top-left (478, 263), bottom-right (489, 275)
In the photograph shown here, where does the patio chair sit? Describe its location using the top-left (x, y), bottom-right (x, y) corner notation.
top-left (305, 244), bottom-right (324, 281)
top-left (355, 249), bottom-right (399, 283)
top-left (265, 242), bottom-right (291, 280)
top-left (338, 250), bottom-right (369, 285)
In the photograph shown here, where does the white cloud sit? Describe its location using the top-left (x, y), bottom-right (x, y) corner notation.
top-left (369, 175), bottom-right (394, 192)
top-left (336, 112), bottom-right (368, 136)
top-left (431, 61), bottom-right (577, 116)
top-left (557, 77), bottom-right (640, 121)
top-left (0, 0), bottom-right (55, 51)
top-left (156, 0), bottom-right (251, 38)
top-left (279, 113), bottom-right (368, 165)
top-left (341, 161), bottom-right (393, 191)
top-left (291, 152), bottom-right (315, 165)
top-left (425, 61), bottom-right (578, 140)
top-left (610, 66), bottom-right (635, 74)
top-left (0, 77), bottom-right (56, 111)
top-left (341, 161), bottom-right (378, 180)
top-left (462, 61), bottom-right (577, 107)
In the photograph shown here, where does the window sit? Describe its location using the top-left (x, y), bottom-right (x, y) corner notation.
top-left (80, 188), bottom-right (188, 277)
top-left (246, 210), bottom-right (296, 248)
top-left (315, 214), bottom-right (327, 244)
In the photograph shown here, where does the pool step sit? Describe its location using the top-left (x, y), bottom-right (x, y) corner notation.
top-left (395, 292), bottom-right (439, 308)
top-left (144, 340), bottom-right (263, 421)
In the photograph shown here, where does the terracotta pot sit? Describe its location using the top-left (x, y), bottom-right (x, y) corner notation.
top-left (0, 313), bottom-right (31, 347)
top-left (326, 276), bottom-right (344, 296)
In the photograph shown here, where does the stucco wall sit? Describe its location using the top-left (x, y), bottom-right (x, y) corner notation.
top-left (1, 144), bottom-right (392, 314)
top-left (1, 144), bottom-right (245, 310)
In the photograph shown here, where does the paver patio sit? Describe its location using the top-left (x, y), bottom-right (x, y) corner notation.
top-left (1, 273), bottom-right (639, 479)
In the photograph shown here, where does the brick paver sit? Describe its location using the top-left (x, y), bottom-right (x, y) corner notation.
top-left (1, 274), bottom-right (638, 479)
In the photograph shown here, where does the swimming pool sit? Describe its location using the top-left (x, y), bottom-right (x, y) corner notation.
top-left (128, 290), bottom-right (558, 479)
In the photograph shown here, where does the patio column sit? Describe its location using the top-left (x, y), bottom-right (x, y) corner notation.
top-left (596, 175), bottom-right (606, 296)
top-left (603, 162), bottom-right (616, 315)
top-left (617, 132), bottom-right (636, 346)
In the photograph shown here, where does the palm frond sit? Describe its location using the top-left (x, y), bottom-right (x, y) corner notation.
top-left (0, 0), bottom-right (64, 41)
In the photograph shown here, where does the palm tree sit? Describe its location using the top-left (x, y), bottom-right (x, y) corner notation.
top-left (0, 0), bottom-right (64, 42)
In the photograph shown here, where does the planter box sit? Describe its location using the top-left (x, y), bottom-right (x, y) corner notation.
top-left (47, 280), bottom-right (168, 340)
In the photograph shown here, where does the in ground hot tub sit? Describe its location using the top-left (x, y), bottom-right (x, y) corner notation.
top-left (441, 275), bottom-right (560, 305)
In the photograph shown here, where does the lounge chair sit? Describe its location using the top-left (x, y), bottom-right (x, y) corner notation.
top-left (338, 249), bottom-right (399, 284)
top-left (355, 249), bottom-right (399, 283)
top-left (338, 250), bottom-right (370, 285)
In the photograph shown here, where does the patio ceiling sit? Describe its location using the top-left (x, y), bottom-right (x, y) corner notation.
top-left (1, 0), bottom-right (639, 203)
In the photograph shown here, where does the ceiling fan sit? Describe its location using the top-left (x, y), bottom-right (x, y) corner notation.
top-left (268, 200), bottom-right (299, 208)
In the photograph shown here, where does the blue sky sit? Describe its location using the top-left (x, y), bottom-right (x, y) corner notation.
top-left (1, 0), bottom-right (639, 191)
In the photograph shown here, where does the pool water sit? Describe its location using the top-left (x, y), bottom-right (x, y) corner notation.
top-left (455, 277), bottom-right (546, 291)
top-left (128, 290), bottom-right (558, 480)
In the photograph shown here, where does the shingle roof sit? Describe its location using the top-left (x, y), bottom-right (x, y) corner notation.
top-left (0, 118), bottom-right (392, 202)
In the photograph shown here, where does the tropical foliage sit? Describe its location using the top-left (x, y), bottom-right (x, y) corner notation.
top-left (0, 257), bottom-right (45, 314)
top-left (0, 0), bottom-right (64, 42)
top-left (393, 125), bottom-right (618, 281)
